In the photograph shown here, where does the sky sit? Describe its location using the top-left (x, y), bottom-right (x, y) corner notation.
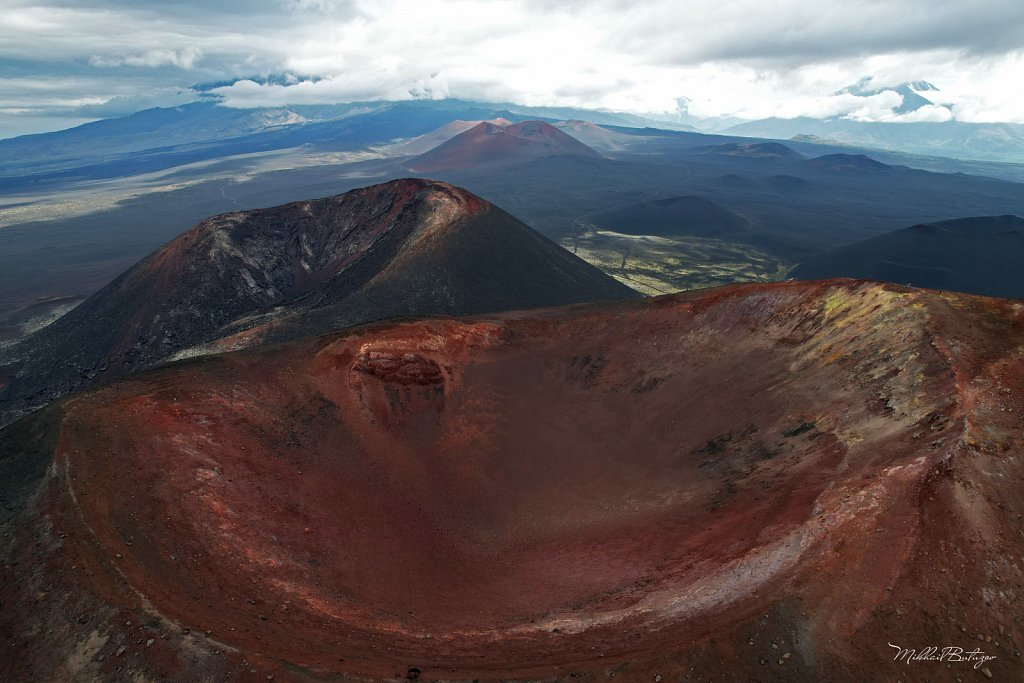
top-left (2, 0), bottom-right (1023, 137)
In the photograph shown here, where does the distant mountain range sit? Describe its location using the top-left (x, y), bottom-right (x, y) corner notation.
top-left (0, 99), bottom-right (690, 186)
top-left (723, 118), bottom-right (1024, 163)
top-left (677, 80), bottom-right (1024, 163)
top-left (3, 87), bottom-right (1022, 194)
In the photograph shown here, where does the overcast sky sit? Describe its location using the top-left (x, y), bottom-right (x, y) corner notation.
top-left (2, 0), bottom-right (1023, 137)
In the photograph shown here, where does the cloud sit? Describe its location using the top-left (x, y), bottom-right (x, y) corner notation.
top-left (70, 91), bottom-right (199, 117)
top-left (606, 0), bottom-right (1024, 65)
top-left (1, 0), bottom-right (1023, 137)
top-left (283, 0), bottom-right (357, 12)
top-left (90, 48), bottom-right (203, 69)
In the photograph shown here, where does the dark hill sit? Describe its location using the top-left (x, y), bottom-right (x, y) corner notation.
top-left (587, 195), bottom-right (749, 237)
top-left (694, 141), bottom-right (805, 159)
top-left (713, 173), bottom-right (758, 188)
top-left (0, 178), bottom-right (637, 426)
top-left (792, 215), bottom-right (1024, 298)
top-left (765, 174), bottom-right (813, 191)
top-left (805, 153), bottom-right (892, 173)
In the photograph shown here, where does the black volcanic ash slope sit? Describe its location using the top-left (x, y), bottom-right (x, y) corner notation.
top-left (586, 195), bottom-right (749, 237)
top-left (0, 178), bottom-right (638, 427)
top-left (792, 215), bottom-right (1024, 299)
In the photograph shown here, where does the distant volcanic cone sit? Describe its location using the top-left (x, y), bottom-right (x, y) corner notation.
top-left (407, 120), bottom-right (603, 171)
top-left (3, 279), bottom-right (1023, 681)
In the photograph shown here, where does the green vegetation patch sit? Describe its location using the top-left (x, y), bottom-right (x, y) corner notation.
top-left (561, 229), bottom-right (790, 296)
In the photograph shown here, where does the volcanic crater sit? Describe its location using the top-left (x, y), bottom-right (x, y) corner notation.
top-left (5, 278), bottom-right (1022, 681)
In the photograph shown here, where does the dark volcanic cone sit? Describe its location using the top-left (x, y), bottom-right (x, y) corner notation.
top-left (805, 153), bottom-right (892, 173)
top-left (793, 214), bottom-right (1024, 299)
top-left (694, 141), bottom-right (806, 159)
top-left (0, 178), bottom-right (637, 427)
top-left (2, 279), bottom-right (1023, 681)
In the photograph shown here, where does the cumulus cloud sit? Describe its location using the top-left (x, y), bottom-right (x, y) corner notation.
top-left (1, 0), bottom-right (1023, 137)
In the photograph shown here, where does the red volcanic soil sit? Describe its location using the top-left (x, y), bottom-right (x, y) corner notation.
top-left (389, 118), bottom-right (515, 156)
top-left (407, 120), bottom-right (602, 171)
top-left (3, 279), bottom-right (1024, 681)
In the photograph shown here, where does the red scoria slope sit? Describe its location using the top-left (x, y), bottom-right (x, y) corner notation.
top-left (407, 120), bottom-right (602, 171)
top-left (2, 279), bottom-right (1023, 681)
